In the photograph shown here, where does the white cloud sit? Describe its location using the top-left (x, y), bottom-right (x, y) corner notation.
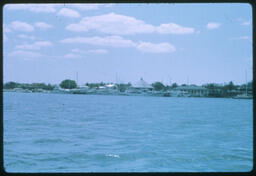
top-left (8, 50), bottom-right (43, 58)
top-left (237, 18), bottom-right (251, 26)
top-left (237, 36), bottom-right (250, 40)
top-left (3, 24), bottom-right (12, 33)
top-left (3, 24), bottom-right (11, 41)
top-left (60, 36), bottom-right (136, 48)
top-left (87, 49), bottom-right (108, 54)
top-left (206, 22), bottom-right (221, 30)
top-left (157, 23), bottom-right (194, 34)
top-left (71, 4), bottom-right (112, 10)
top-left (5, 4), bottom-right (57, 13)
top-left (230, 36), bottom-right (252, 43)
top-left (71, 48), bottom-right (108, 54)
top-left (8, 21), bottom-right (52, 33)
top-left (66, 13), bottom-right (194, 35)
top-left (196, 30), bottom-right (201, 34)
top-left (61, 36), bottom-right (176, 54)
top-left (136, 42), bottom-right (176, 53)
top-left (4, 34), bottom-right (8, 41)
top-left (16, 44), bottom-right (39, 50)
top-left (16, 41), bottom-right (53, 50)
top-left (241, 21), bottom-right (250, 26)
top-left (18, 34), bottom-right (36, 40)
top-left (10, 21), bottom-right (34, 32)
top-left (71, 48), bottom-right (82, 53)
top-left (66, 13), bottom-right (154, 34)
top-left (64, 53), bottom-right (81, 58)
top-left (34, 41), bottom-right (52, 47)
top-left (34, 22), bottom-right (53, 29)
top-left (58, 8), bottom-right (80, 18)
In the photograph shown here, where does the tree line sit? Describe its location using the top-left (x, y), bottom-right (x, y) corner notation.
top-left (3, 82), bottom-right (55, 91)
top-left (3, 79), bottom-right (253, 95)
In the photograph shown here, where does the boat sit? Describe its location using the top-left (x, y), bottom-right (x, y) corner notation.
top-left (233, 94), bottom-right (252, 99)
top-left (233, 70), bottom-right (253, 99)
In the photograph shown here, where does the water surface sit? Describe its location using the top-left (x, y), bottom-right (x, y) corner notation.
top-left (4, 92), bottom-right (253, 172)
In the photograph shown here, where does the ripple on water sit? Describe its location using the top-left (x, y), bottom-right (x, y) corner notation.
top-left (3, 93), bottom-right (253, 172)
top-left (33, 138), bottom-right (69, 144)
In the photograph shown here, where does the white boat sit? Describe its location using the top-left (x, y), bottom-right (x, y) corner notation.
top-left (233, 70), bottom-right (253, 99)
top-left (233, 94), bottom-right (252, 99)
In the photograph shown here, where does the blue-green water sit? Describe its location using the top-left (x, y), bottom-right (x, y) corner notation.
top-left (3, 92), bottom-right (253, 172)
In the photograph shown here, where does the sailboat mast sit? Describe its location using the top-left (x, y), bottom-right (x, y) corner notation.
top-left (245, 70), bottom-right (247, 95)
top-left (76, 72), bottom-right (78, 86)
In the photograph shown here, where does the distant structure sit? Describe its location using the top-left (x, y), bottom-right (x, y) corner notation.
top-left (133, 78), bottom-right (152, 89)
top-left (127, 78), bottom-right (153, 94)
top-left (174, 85), bottom-right (209, 97)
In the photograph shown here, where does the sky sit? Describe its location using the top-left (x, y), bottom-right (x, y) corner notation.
top-left (3, 3), bottom-right (252, 86)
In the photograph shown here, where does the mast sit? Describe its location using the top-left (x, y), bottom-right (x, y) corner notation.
top-left (245, 70), bottom-right (247, 95)
top-left (116, 73), bottom-right (118, 84)
top-left (76, 72), bottom-right (78, 86)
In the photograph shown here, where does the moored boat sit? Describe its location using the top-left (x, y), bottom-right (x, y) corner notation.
top-left (233, 94), bottom-right (252, 99)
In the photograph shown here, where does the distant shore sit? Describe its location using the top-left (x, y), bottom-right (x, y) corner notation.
top-left (3, 79), bottom-right (253, 99)
top-left (3, 87), bottom-right (252, 99)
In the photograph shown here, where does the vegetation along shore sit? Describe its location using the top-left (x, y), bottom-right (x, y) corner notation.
top-left (3, 78), bottom-right (253, 99)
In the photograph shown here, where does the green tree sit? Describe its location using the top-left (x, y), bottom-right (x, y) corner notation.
top-left (116, 83), bottom-right (131, 92)
top-left (247, 81), bottom-right (252, 90)
top-left (152, 82), bottom-right (165, 91)
top-left (45, 84), bottom-right (54, 90)
top-left (4, 82), bottom-right (19, 89)
top-left (60, 79), bottom-right (77, 89)
top-left (224, 81), bottom-right (236, 91)
top-left (118, 84), bottom-right (127, 92)
top-left (204, 83), bottom-right (216, 89)
top-left (171, 83), bottom-right (178, 89)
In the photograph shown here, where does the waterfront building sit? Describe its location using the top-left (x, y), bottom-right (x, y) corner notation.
top-left (105, 84), bottom-right (118, 94)
top-left (133, 78), bottom-right (153, 89)
top-left (78, 85), bottom-right (89, 89)
top-left (127, 78), bottom-right (153, 94)
top-left (105, 84), bottom-right (116, 88)
top-left (174, 85), bottom-right (209, 97)
top-left (98, 86), bottom-right (106, 89)
top-left (13, 88), bottom-right (32, 93)
top-left (170, 89), bottom-right (183, 97)
top-left (70, 85), bottom-right (89, 94)
top-left (208, 88), bottom-right (223, 95)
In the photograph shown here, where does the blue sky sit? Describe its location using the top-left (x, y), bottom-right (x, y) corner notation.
top-left (3, 3), bottom-right (252, 86)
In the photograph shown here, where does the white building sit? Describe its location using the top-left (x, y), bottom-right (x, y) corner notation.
top-left (174, 85), bottom-right (209, 97)
top-left (127, 78), bottom-right (153, 94)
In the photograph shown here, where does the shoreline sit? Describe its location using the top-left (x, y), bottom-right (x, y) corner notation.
top-left (3, 89), bottom-right (252, 99)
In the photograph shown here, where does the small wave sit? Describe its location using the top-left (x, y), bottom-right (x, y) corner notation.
top-left (4, 141), bottom-right (19, 145)
top-left (33, 138), bottom-right (68, 144)
top-left (221, 154), bottom-right (252, 161)
top-left (23, 152), bottom-right (43, 157)
top-left (5, 159), bottom-right (36, 167)
top-left (37, 155), bottom-right (74, 162)
top-left (105, 154), bottom-right (120, 158)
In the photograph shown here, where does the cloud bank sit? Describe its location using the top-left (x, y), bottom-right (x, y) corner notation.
top-left (66, 13), bottom-right (195, 35)
top-left (206, 22), bottom-right (221, 30)
top-left (61, 36), bottom-right (176, 53)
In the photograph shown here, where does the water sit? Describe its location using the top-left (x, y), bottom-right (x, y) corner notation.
top-left (3, 92), bottom-right (253, 172)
